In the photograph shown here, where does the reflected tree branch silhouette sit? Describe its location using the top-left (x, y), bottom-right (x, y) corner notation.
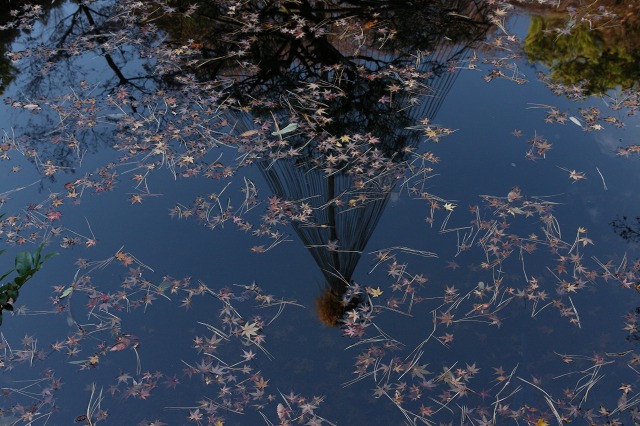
top-left (2, 0), bottom-right (494, 181)
top-left (4, 0), bottom-right (493, 322)
top-left (611, 216), bottom-right (640, 244)
top-left (179, 0), bottom-right (496, 325)
top-left (0, 0), bottom-right (67, 95)
top-left (2, 1), bottom-right (167, 177)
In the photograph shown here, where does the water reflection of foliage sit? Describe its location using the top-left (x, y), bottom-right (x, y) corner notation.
top-left (522, 2), bottom-right (640, 95)
top-left (0, 1), bottom-right (67, 95)
top-left (151, 0), bottom-right (492, 146)
top-left (612, 215), bottom-right (640, 244)
top-left (148, 0), bottom-right (489, 331)
top-left (1, 0), bottom-right (493, 186)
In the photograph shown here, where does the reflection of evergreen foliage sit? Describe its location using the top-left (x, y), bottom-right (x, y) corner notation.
top-left (375, 0), bottom-right (491, 50)
top-left (524, 15), bottom-right (640, 94)
top-left (0, 24), bottom-right (17, 94)
top-left (0, 56), bottom-right (15, 95)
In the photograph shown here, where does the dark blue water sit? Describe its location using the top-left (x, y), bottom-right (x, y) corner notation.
top-left (1, 1), bottom-right (640, 425)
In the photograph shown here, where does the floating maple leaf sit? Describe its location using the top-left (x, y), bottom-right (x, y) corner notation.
top-left (46, 211), bottom-right (62, 221)
top-left (240, 321), bottom-right (260, 339)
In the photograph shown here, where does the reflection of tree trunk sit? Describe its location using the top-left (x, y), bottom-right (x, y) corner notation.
top-left (209, 0), bottom-right (495, 325)
top-left (259, 159), bottom-right (386, 280)
top-left (80, 6), bottom-right (129, 86)
top-left (259, 155), bottom-right (393, 325)
top-left (327, 175), bottom-right (342, 281)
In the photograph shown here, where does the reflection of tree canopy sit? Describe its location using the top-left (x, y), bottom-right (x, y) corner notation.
top-left (151, 0), bottom-right (493, 325)
top-left (522, 3), bottom-right (640, 94)
top-left (1, 0), bottom-right (167, 176)
top-left (153, 0), bottom-right (493, 137)
top-left (0, 0), bottom-right (65, 95)
top-left (3, 0), bottom-right (495, 182)
top-left (144, 0), bottom-right (493, 164)
top-left (2, 0), bottom-right (492, 225)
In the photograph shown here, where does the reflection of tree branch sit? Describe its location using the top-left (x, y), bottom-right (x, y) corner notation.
top-left (611, 216), bottom-right (640, 243)
top-left (79, 5), bottom-right (143, 100)
top-left (14, 3), bottom-right (156, 101)
top-left (55, 7), bottom-right (83, 49)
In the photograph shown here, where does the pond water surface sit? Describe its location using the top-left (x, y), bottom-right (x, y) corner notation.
top-left (1, 1), bottom-right (640, 425)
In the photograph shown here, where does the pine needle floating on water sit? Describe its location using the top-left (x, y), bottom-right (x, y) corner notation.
top-left (595, 167), bottom-right (607, 190)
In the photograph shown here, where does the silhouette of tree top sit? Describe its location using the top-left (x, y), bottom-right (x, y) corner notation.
top-left (171, 0), bottom-right (493, 326)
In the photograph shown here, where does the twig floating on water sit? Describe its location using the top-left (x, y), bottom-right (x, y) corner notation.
top-left (595, 167), bottom-right (607, 190)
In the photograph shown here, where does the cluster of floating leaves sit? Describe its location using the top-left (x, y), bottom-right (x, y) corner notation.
top-left (536, 73), bottom-right (637, 135)
top-left (1, 248), bottom-right (321, 425)
top-left (332, 187), bottom-right (640, 425)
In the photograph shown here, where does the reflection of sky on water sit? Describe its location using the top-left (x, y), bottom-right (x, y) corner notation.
top-left (1, 3), bottom-right (640, 425)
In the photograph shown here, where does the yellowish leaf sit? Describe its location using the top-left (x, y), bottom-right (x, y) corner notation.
top-left (368, 287), bottom-right (383, 297)
top-left (240, 322), bottom-right (259, 339)
top-left (240, 129), bottom-right (259, 137)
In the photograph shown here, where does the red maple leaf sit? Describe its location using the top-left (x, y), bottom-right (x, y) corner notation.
top-left (46, 211), bottom-right (62, 221)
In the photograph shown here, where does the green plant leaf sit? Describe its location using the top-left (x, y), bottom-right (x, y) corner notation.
top-left (0, 268), bottom-right (14, 283)
top-left (32, 244), bottom-right (43, 266)
top-left (271, 122), bottom-right (298, 136)
top-left (43, 252), bottom-right (59, 262)
top-left (60, 286), bottom-right (74, 299)
top-left (15, 251), bottom-right (34, 276)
